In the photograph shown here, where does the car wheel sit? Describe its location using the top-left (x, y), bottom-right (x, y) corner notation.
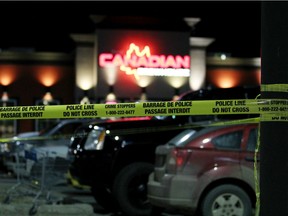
top-left (201, 184), bottom-right (252, 216)
top-left (91, 185), bottom-right (118, 212)
top-left (113, 162), bottom-right (154, 216)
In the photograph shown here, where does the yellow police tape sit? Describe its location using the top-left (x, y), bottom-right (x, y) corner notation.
top-left (261, 84), bottom-right (288, 92)
top-left (0, 117), bottom-right (261, 144)
top-left (0, 99), bottom-right (287, 121)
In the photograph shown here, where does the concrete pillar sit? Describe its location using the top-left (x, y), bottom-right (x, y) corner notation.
top-left (189, 37), bottom-right (215, 90)
top-left (70, 34), bottom-right (96, 102)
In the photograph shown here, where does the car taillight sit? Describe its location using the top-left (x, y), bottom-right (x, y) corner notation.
top-left (168, 148), bottom-right (189, 171)
top-left (176, 155), bottom-right (184, 167)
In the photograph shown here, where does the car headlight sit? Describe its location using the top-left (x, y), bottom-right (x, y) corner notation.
top-left (84, 128), bottom-right (106, 150)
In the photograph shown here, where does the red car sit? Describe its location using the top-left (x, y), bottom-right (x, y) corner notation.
top-left (147, 123), bottom-right (259, 216)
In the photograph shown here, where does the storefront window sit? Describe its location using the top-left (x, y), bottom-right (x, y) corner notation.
top-left (35, 99), bottom-right (60, 131)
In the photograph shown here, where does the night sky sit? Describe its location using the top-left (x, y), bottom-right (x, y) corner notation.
top-left (0, 1), bottom-right (261, 58)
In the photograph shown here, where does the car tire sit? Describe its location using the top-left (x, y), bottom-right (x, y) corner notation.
top-left (113, 162), bottom-right (154, 216)
top-left (91, 185), bottom-right (118, 212)
top-left (201, 184), bottom-right (252, 216)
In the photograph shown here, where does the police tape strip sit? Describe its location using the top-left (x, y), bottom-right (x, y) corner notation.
top-left (0, 117), bottom-right (262, 144)
top-left (0, 114), bottom-right (283, 145)
top-left (261, 113), bottom-right (288, 122)
top-left (261, 84), bottom-right (288, 93)
top-left (0, 99), bottom-right (287, 121)
top-left (252, 82), bottom-right (288, 216)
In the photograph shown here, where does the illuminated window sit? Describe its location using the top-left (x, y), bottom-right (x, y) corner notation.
top-left (35, 88), bottom-right (60, 131)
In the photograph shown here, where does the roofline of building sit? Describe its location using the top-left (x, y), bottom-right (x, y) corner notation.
top-left (0, 51), bottom-right (74, 63)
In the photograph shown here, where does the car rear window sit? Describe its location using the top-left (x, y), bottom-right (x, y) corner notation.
top-left (246, 128), bottom-right (258, 152)
top-left (212, 130), bottom-right (243, 150)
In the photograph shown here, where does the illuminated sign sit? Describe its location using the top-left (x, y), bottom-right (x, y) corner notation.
top-left (99, 43), bottom-right (190, 79)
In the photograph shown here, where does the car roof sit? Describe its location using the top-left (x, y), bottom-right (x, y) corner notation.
top-left (192, 123), bottom-right (258, 139)
top-left (168, 123), bottom-right (258, 147)
top-left (178, 86), bottom-right (260, 101)
top-left (57, 119), bottom-right (93, 124)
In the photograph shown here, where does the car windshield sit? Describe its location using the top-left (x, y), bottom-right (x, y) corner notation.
top-left (38, 122), bottom-right (60, 136)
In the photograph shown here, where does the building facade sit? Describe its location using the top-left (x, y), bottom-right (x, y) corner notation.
top-left (0, 16), bottom-right (260, 135)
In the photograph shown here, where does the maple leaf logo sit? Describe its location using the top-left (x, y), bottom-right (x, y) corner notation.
top-left (120, 43), bottom-right (151, 80)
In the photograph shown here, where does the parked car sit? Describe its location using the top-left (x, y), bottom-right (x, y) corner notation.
top-left (2, 118), bottom-right (92, 177)
top-left (0, 131), bottom-right (39, 172)
top-left (67, 86), bottom-right (260, 216)
top-left (68, 116), bottom-right (204, 216)
top-left (147, 123), bottom-right (259, 216)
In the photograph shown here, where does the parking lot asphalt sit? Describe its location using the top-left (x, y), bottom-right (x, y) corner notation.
top-left (0, 171), bottom-right (111, 216)
top-left (0, 171), bottom-right (181, 216)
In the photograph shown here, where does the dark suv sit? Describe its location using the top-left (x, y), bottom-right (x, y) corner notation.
top-left (67, 86), bottom-right (260, 216)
